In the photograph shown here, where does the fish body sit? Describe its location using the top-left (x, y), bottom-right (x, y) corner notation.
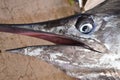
top-left (1, 0), bottom-right (120, 80)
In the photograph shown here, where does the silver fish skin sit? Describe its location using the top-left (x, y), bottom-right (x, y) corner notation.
top-left (6, 0), bottom-right (120, 80)
top-left (7, 45), bottom-right (120, 80)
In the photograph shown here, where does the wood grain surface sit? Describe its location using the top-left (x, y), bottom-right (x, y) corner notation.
top-left (84, 0), bottom-right (105, 11)
top-left (0, 0), bottom-right (79, 24)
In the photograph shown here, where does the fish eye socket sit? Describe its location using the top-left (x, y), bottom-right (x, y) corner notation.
top-left (80, 23), bottom-right (93, 34)
top-left (75, 16), bottom-right (95, 34)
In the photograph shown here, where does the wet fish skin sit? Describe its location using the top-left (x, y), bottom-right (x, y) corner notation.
top-left (7, 45), bottom-right (120, 80)
top-left (86, 0), bottom-right (120, 15)
top-left (87, 0), bottom-right (120, 55)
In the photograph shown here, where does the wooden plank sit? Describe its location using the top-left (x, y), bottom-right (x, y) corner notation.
top-left (0, 0), bottom-right (77, 24)
top-left (84, 0), bottom-right (105, 11)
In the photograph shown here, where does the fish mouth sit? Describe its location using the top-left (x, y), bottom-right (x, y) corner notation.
top-left (0, 26), bottom-right (101, 52)
top-left (3, 26), bottom-right (106, 53)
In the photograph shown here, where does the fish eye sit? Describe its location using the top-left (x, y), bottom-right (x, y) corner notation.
top-left (79, 23), bottom-right (93, 34)
top-left (75, 15), bottom-right (95, 34)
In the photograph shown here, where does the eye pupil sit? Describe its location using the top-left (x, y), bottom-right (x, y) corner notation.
top-left (79, 23), bottom-right (93, 34)
top-left (82, 26), bottom-right (88, 32)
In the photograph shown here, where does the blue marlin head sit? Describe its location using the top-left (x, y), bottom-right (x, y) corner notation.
top-left (3, 0), bottom-right (120, 79)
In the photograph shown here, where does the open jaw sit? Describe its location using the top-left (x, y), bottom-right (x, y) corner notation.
top-left (5, 29), bottom-right (120, 80)
top-left (4, 29), bottom-right (114, 79)
top-left (0, 28), bottom-right (110, 79)
top-left (0, 25), bottom-right (106, 53)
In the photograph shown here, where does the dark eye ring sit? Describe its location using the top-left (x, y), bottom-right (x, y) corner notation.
top-left (75, 15), bottom-right (95, 34)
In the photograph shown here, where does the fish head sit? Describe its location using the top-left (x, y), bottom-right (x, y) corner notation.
top-left (65, 0), bottom-right (120, 54)
top-left (69, 13), bottom-right (120, 54)
top-left (6, 13), bottom-right (120, 79)
top-left (58, 12), bottom-right (119, 55)
top-left (4, 0), bottom-right (120, 79)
